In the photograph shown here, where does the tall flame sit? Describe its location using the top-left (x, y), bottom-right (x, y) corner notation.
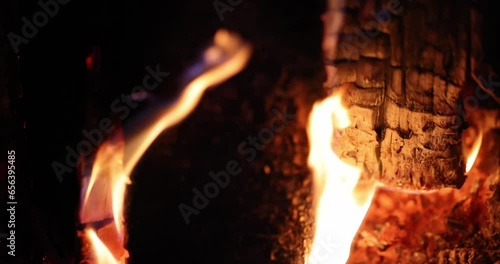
top-left (80, 29), bottom-right (252, 264)
top-left (305, 94), bottom-right (376, 264)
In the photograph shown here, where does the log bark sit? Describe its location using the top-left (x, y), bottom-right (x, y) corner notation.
top-left (324, 0), bottom-right (472, 189)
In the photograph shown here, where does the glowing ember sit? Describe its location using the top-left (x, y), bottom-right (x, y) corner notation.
top-left (305, 93), bottom-right (376, 264)
top-left (79, 29), bottom-right (252, 263)
top-left (465, 131), bottom-right (483, 173)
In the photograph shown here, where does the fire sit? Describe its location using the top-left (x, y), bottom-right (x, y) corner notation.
top-left (81, 134), bottom-right (128, 238)
top-left (86, 229), bottom-right (123, 264)
top-left (79, 29), bottom-right (252, 263)
top-left (121, 30), bottom-right (252, 177)
top-left (465, 131), bottom-right (482, 173)
top-left (305, 93), bottom-right (376, 264)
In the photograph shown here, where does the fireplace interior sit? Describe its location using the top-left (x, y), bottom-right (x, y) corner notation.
top-left (1, 0), bottom-right (499, 263)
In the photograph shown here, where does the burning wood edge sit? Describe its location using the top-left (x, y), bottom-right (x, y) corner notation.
top-left (305, 91), bottom-right (379, 264)
top-left (79, 29), bottom-right (252, 264)
top-left (78, 217), bottom-right (114, 231)
top-left (303, 0), bottom-right (379, 262)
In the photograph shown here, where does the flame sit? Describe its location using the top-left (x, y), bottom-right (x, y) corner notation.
top-left (305, 93), bottom-right (376, 264)
top-left (80, 29), bottom-right (252, 263)
top-left (81, 135), bottom-right (128, 239)
top-left (122, 30), bottom-right (252, 177)
top-left (86, 229), bottom-right (121, 264)
top-left (465, 131), bottom-right (482, 173)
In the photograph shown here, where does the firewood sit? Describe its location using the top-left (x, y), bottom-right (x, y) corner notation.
top-left (324, 0), bottom-right (472, 190)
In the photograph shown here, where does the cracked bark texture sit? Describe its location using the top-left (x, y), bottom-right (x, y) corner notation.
top-left (325, 0), bottom-right (470, 189)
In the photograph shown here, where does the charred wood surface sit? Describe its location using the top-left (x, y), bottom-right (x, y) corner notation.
top-left (328, 0), bottom-right (471, 189)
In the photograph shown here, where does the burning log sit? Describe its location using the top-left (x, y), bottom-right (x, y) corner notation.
top-left (323, 0), bottom-right (472, 190)
top-left (301, 0), bottom-right (499, 263)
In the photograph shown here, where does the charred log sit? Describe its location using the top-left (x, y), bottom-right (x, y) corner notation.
top-left (325, 0), bottom-right (472, 189)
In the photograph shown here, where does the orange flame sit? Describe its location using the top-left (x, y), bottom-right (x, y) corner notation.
top-left (122, 30), bottom-right (252, 178)
top-left (305, 93), bottom-right (376, 264)
top-left (86, 229), bottom-right (122, 264)
top-left (465, 131), bottom-right (482, 173)
top-left (81, 134), bottom-right (128, 239)
top-left (80, 29), bottom-right (252, 263)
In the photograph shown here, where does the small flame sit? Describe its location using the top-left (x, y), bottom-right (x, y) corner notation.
top-left (305, 93), bottom-right (376, 264)
top-left (465, 132), bottom-right (482, 173)
top-left (80, 29), bottom-right (252, 263)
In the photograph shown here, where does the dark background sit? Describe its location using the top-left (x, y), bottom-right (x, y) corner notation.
top-left (1, 0), bottom-right (324, 263)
